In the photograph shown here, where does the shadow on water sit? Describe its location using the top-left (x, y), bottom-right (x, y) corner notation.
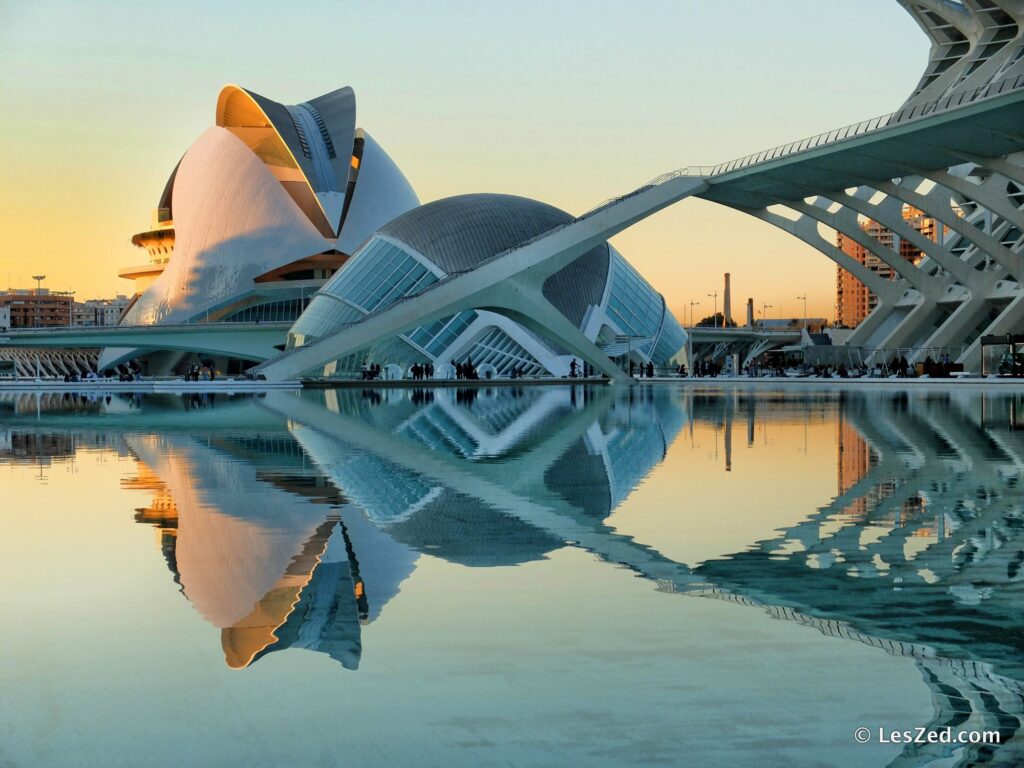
top-left (4, 384), bottom-right (1024, 766)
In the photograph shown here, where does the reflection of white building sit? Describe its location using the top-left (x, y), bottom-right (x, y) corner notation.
top-left (103, 84), bottom-right (419, 373)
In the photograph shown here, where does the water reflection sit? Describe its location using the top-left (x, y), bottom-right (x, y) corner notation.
top-left (6, 385), bottom-right (1024, 765)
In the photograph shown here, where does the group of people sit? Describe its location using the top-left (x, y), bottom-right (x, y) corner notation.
top-left (360, 362), bottom-right (382, 380)
top-left (61, 363), bottom-right (142, 382)
top-left (628, 360), bottom-right (657, 378)
top-left (452, 358), bottom-right (478, 380)
top-left (689, 359), bottom-right (720, 378)
top-left (184, 363), bottom-right (215, 382)
top-left (409, 362), bottom-right (434, 380)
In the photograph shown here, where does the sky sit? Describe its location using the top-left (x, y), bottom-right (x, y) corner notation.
top-left (0, 0), bottom-right (926, 321)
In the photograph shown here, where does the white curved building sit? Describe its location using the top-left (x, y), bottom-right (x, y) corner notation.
top-left (102, 84), bottom-right (419, 373)
top-left (286, 193), bottom-right (687, 378)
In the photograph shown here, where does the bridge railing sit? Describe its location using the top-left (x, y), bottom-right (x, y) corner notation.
top-left (656, 70), bottom-right (1024, 183)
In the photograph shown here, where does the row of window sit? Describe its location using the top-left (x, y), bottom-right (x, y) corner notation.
top-left (606, 256), bottom-right (664, 354)
top-left (464, 326), bottom-right (545, 376)
top-left (405, 310), bottom-right (478, 357)
top-left (328, 239), bottom-right (439, 313)
top-left (221, 297), bottom-right (311, 323)
top-left (290, 238), bottom-right (443, 346)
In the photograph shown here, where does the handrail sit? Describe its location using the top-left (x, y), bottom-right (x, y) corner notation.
top-left (658, 70), bottom-right (1024, 183)
top-left (255, 70), bottom-right (1024, 373)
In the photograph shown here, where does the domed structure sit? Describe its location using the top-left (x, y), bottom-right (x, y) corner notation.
top-left (287, 193), bottom-right (687, 377)
top-left (102, 84), bottom-right (419, 373)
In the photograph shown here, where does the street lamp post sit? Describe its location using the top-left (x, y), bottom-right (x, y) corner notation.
top-left (797, 294), bottom-right (807, 331)
top-left (31, 275), bottom-right (45, 329)
top-left (707, 291), bottom-right (718, 328)
top-left (689, 300), bottom-right (701, 327)
top-left (761, 303), bottom-right (773, 329)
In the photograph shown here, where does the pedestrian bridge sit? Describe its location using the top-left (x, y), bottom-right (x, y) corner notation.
top-left (255, 77), bottom-right (1024, 380)
top-left (0, 321), bottom-right (289, 363)
top-left (686, 326), bottom-right (803, 367)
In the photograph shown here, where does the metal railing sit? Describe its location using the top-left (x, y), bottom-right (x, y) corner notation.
top-left (260, 70), bottom-right (1024, 372)
top-left (656, 70), bottom-right (1024, 183)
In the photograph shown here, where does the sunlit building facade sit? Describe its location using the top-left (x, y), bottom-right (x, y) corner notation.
top-left (0, 289), bottom-right (74, 328)
top-left (102, 84), bottom-right (420, 373)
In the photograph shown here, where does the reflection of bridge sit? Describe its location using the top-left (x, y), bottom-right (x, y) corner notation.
top-left (35, 385), bottom-right (1022, 766)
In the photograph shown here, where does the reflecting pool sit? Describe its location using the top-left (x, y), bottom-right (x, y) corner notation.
top-left (1, 385), bottom-right (1022, 767)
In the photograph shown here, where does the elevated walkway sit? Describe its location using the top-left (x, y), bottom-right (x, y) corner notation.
top-left (0, 321), bottom-right (290, 361)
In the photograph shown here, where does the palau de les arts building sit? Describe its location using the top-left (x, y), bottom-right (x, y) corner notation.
top-left (107, 84), bottom-right (685, 379)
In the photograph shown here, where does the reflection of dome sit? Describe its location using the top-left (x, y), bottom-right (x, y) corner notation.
top-left (384, 491), bottom-right (563, 567)
top-left (103, 84), bottom-right (419, 371)
top-left (287, 193), bottom-right (687, 378)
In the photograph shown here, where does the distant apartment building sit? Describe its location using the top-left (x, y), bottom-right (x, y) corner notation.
top-left (72, 295), bottom-right (131, 327)
top-left (0, 289), bottom-right (74, 328)
top-left (835, 206), bottom-right (938, 328)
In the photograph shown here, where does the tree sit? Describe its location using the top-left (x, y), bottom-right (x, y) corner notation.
top-left (695, 312), bottom-right (736, 328)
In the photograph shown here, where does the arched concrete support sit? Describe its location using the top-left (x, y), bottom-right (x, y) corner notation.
top-left (927, 168), bottom-right (1024, 228)
top-left (832, 190), bottom-right (975, 285)
top-left (961, 152), bottom-right (1024, 187)
top-left (744, 205), bottom-right (908, 347)
top-left (960, 291), bottom-right (1024, 369)
top-left (744, 206), bottom-right (898, 297)
top-left (789, 200), bottom-right (946, 296)
top-left (874, 176), bottom-right (1024, 278)
top-left (866, 297), bottom-right (956, 364)
top-left (908, 293), bottom-right (991, 364)
top-left (479, 280), bottom-right (628, 381)
top-left (897, 0), bottom-right (1024, 110)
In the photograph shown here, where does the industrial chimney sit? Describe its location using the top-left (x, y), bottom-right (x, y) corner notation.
top-left (746, 298), bottom-right (754, 327)
top-left (723, 273), bottom-right (732, 327)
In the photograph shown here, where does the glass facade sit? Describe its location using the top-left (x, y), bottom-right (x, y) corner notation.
top-left (464, 327), bottom-right (545, 377)
top-left (650, 316), bottom-right (687, 365)
top-left (606, 256), bottom-right (664, 354)
top-left (221, 297), bottom-right (311, 323)
top-left (405, 311), bottom-right (478, 357)
top-left (334, 239), bottom-right (439, 313)
top-left (289, 237), bottom-right (441, 348)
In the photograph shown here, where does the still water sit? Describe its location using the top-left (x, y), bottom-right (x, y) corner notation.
top-left (0, 384), bottom-right (1021, 768)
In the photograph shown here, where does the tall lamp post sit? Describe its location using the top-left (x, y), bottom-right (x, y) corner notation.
top-left (707, 291), bottom-right (718, 328)
top-left (761, 303), bottom-right (773, 330)
top-left (688, 300), bottom-right (701, 327)
top-left (31, 275), bottom-right (45, 328)
top-left (796, 294), bottom-right (807, 331)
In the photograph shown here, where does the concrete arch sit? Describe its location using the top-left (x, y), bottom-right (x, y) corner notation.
top-left (744, 206), bottom-right (898, 298)
top-left (788, 199), bottom-right (947, 295)
top-left (874, 175), bottom-right (1024, 278)
top-left (832, 188), bottom-right (975, 285)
